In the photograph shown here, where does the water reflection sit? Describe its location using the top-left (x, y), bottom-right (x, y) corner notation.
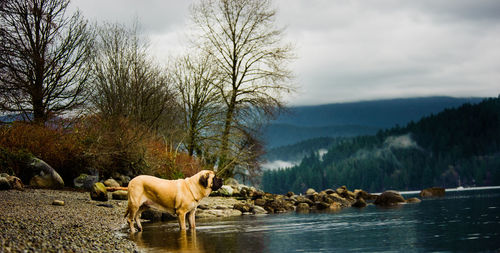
top-left (130, 188), bottom-right (500, 252)
top-left (132, 229), bottom-right (204, 253)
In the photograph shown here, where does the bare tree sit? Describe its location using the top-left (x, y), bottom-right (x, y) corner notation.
top-left (172, 53), bottom-right (222, 157)
top-left (190, 0), bottom-right (295, 178)
top-left (90, 22), bottom-right (180, 134)
top-left (0, 0), bottom-right (93, 123)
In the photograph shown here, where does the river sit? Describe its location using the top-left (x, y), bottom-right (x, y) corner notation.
top-left (130, 187), bottom-right (500, 252)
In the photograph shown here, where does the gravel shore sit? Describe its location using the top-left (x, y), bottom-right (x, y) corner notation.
top-left (0, 188), bottom-right (138, 252)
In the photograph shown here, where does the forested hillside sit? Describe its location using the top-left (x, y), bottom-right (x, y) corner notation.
top-left (263, 97), bottom-right (483, 147)
top-left (262, 97), bottom-right (500, 194)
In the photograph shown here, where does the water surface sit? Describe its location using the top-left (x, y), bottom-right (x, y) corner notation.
top-left (131, 187), bottom-right (500, 252)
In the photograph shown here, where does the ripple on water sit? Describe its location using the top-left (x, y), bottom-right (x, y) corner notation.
top-left (135, 188), bottom-right (500, 252)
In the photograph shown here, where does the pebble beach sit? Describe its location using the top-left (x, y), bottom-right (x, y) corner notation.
top-left (0, 188), bottom-right (138, 252)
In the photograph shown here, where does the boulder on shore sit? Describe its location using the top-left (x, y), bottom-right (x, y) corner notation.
top-left (354, 189), bottom-right (377, 202)
top-left (296, 202), bottom-right (310, 213)
top-left (73, 173), bottom-right (99, 190)
top-left (28, 157), bottom-right (64, 189)
top-left (90, 182), bottom-right (108, 201)
top-left (352, 197), bottom-right (367, 208)
top-left (373, 190), bottom-right (406, 206)
top-left (419, 187), bottom-right (445, 198)
top-left (233, 203), bottom-right (253, 213)
top-left (112, 190), bottom-right (128, 200)
top-left (305, 188), bottom-right (317, 195)
top-left (406, 197), bottom-right (421, 203)
top-left (104, 178), bottom-right (120, 188)
top-left (0, 177), bottom-right (10, 190)
top-left (217, 185), bottom-right (234, 197)
top-left (7, 176), bottom-right (24, 190)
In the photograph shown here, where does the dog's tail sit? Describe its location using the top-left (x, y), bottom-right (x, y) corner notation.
top-left (124, 206), bottom-right (129, 218)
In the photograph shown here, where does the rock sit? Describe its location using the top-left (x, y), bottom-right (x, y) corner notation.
top-left (28, 157), bottom-right (64, 189)
top-left (254, 198), bottom-right (267, 206)
top-left (141, 210), bottom-right (176, 221)
top-left (52, 200), bottom-right (65, 206)
top-left (323, 189), bottom-right (336, 195)
top-left (196, 209), bottom-right (242, 218)
top-left (419, 187), bottom-right (445, 198)
top-left (295, 195), bottom-right (314, 206)
top-left (111, 190), bottom-right (128, 200)
top-left (233, 203), bottom-right (253, 213)
top-left (307, 193), bottom-right (320, 202)
top-left (73, 173), bottom-right (99, 190)
top-left (7, 176), bottom-right (23, 190)
top-left (345, 190), bottom-right (356, 200)
top-left (352, 197), bottom-right (367, 208)
top-left (141, 210), bottom-right (162, 221)
top-left (96, 203), bottom-right (113, 208)
top-left (373, 190), bottom-right (406, 206)
top-left (103, 178), bottom-right (120, 188)
top-left (286, 191), bottom-right (295, 197)
top-left (252, 205), bottom-right (267, 214)
top-left (231, 187), bottom-right (241, 197)
top-left (296, 203), bottom-right (310, 213)
top-left (224, 178), bottom-right (239, 187)
top-left (0, 177), bottom-right (11, 190)
top-left (305, 188), bottom-right (316, 195)
top-left (336, 186), bottom-right (347, 195)
top-left (315, 201), bottom-right (330, 210)
top-left (354, 189), bottom-right (377, 201)
top-left (406, 197), bottom-right (422, 203)
top-left (198, 204), bottom-right (210, 210)
top-left (327, 193), bottom-right (351, 207)
top-left (90, 182), bottom-right (108, 201)
top-left (217, 185), bottom-right (234, 197)
top-left (328, 202), bottom-right (342, 211)
top-left (116, 174), bottom-right (131, 187)
top-left (265, 199), bottom-right (293, 213)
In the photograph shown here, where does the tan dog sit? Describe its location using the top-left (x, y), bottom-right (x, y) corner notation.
top-left (125, 170), bottom-right (223, 232)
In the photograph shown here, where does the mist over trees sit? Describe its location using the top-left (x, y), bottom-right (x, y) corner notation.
top-left (262, 97), bottom-right (500, 194)
top-left (0, 0), bottom-right (295, 184)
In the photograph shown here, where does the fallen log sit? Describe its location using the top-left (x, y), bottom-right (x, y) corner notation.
top-left (106, 186), bottom-right (128, 192)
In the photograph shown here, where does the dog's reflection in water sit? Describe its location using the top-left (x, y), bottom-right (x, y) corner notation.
top-left (132, 228), bottom-right (204, 253)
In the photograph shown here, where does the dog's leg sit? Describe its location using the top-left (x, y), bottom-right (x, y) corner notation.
top-left (188, 209), bottom-right (196, 229)
top-left (177, 211), bottom-right (187, 230)
top-left (127, 205), bottom-right (138, 233)
top-left (135, 206), bottom-right (146, 232)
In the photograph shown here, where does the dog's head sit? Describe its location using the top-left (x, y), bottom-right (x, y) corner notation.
top-left (198, 170), bottom-right (223, 191)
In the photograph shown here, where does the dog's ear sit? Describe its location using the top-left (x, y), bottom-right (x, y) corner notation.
top-left (199, 173), bottom-right (209, 188)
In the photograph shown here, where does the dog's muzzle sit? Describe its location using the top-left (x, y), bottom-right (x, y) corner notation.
top-left (212, 176), bottom-right (223, 191)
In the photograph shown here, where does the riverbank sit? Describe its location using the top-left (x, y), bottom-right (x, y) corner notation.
top-left (0, 188), bottom-right (138, 252)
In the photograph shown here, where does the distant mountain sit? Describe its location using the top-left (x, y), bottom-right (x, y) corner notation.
top-left (0, 113), bottom-right (31, 123)
top-left (262, 96), bottom-right (500, 194)
top-left (263, 124), bottom-right (378, 148)
top-left (263, 96), bottom-right (484, 148)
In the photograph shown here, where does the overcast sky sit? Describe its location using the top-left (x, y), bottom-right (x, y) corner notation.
top-left (71, 0), bottom-right (500, 106)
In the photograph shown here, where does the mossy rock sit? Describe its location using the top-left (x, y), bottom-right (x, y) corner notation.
top-left (90, 182), bottom-right (108, 201)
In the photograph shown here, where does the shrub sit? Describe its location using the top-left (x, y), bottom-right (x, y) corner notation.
top-left (78, 115), bottom-right (203, 180)
top-left (0, 116), bottom-right (205, 185)
top-left (0, 147), bottom-right (32, 177)
top-left (0, 121), bottom-right (88, 183)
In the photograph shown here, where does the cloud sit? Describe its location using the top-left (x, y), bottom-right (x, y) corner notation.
top-left (384, 134), bottom-right (420, 149)
top-left (261, 160), bottom-right (298, 170)
top-left (277, 0), bottom-right (500, 104)
top-left (69, 0), bottom-right (500, 105)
